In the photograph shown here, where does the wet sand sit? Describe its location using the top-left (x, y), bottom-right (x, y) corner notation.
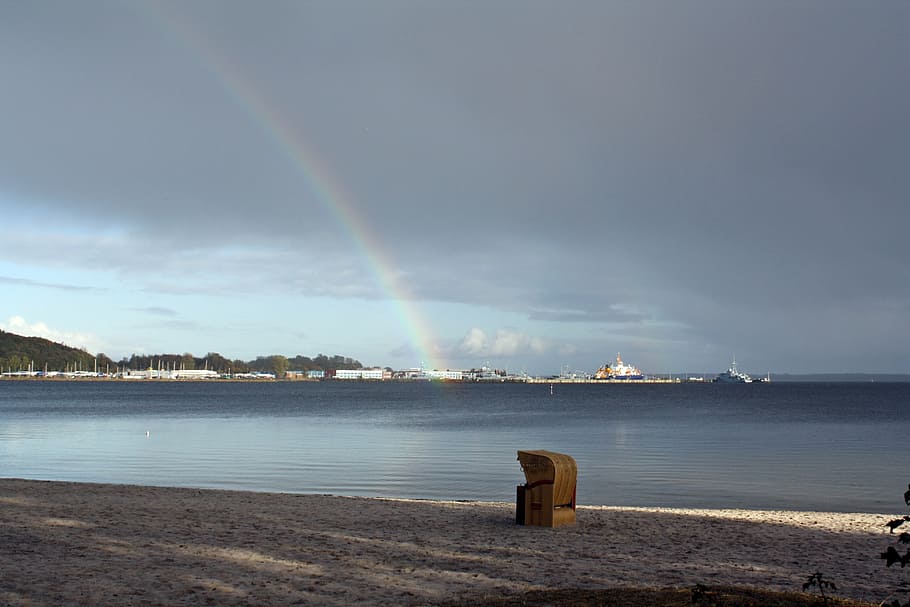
top-left (0, 478), bottom-right (894, 606)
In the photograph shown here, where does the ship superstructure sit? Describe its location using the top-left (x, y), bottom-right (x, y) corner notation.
top-left (594, 353), bottom-right (644, 380)
top-left (713, 358), bottom-right (753, 383)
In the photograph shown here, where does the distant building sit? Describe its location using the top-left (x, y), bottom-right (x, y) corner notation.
top-left (334, 369), bottom-right (362, 380)
top-left (286, 370), bottom-right (327, 380)
top-left (233, 372), bottom-right (276, 380)
top-left (395, 368), bottom-right (425, 380)
top-left (121, 370), bottom-right (150, 379)
top-left (425, 369), bottom-right (463, 381)
top-left (361, 368), bottom-right (384, 380)
top-left (334, 368), bottom-right (384, 380)
top-left (171, 369), bottom-right (219, 380)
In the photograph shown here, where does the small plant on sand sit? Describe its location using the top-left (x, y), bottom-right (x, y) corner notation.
top-left (802, 571), bottom-right (836, 606)
top-left (690, 583), bottom-right (709, 604)
top-left (878, 483), bottom-right (910, 607)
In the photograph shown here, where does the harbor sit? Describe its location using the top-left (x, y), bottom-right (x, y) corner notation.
top-left (527, 376), bottom-right (685, 384)
top-left (0, 330), bottom-right (763, 384)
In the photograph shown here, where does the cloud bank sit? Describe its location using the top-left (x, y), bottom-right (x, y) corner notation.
top-left (0, 1), bottom-right (908, 373)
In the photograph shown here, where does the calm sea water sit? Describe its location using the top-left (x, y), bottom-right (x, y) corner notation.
top-left (1, 380), bottom-right (908, 513)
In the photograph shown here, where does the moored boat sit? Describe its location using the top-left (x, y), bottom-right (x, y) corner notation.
top-left (713, 358), bottom-right (753, 383)
top-left (595, 353), bottom-right (644, 380)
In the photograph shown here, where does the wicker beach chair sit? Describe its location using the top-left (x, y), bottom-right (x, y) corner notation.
top-left (516, 450), bottom-right (577, 527)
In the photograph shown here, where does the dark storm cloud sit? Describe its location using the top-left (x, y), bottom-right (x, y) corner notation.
top-left (1, 1), bottom-right (908, 371)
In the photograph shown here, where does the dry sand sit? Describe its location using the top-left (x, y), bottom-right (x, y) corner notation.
top-left (0, 478), bottom-right (899, 606)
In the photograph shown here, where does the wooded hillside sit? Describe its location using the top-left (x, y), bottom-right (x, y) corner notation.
top-left (0, 330), bottom-right (96, 372)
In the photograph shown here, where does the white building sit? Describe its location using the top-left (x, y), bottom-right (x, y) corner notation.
top-left (232, 372), bottom-right (276, 380)
top-left (335, 368), bottom-right (385, 380)
top-left (334, 369), bottom-right (362, 380)
top-left (425, 369), bottom-right (463, 381)
top-left (171, 369), bottom-right (220, 380)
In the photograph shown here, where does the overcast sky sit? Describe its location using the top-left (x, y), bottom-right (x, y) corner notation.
top-left (1, 1), bottom-right (908, 375)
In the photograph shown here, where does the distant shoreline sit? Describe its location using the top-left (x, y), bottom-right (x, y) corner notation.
top-left (2, 375), bottom-right (909, 383)
top-left (0, 375), bottom-right (683, 384)
top-left (0, 375), bottom-right (294, 383)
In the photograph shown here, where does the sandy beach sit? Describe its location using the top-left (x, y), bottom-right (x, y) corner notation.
top-left (0, 478), bottom-right (895, 606)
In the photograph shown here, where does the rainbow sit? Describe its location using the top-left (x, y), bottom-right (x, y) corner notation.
top-left (140, 5), bottom-right (446, 370)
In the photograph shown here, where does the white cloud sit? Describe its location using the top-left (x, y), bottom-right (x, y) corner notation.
top-left (491, 330), bottom-right (545, 356)
top-left (459, 328), bottom-right (488, 356)
top-left (1, 316), bottom-right (105, 354)
top-left (458, 327), bottom-right (547, 357)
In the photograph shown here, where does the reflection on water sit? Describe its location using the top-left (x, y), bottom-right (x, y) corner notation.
top-left (1, 381), bottom-right (908, 512)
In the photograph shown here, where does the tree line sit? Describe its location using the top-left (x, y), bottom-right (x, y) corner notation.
top-left (0, 330), bottom-right (363, 376)
top-left (113, 353), bottom-right (363, 376)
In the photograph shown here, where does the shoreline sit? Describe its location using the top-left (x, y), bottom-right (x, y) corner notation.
top-left (0, 375), bottom-right (686, 383)
top-left (0, 478), bottom-right (893, 606)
